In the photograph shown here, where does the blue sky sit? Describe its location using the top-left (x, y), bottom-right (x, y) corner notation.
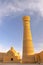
top-left (0, 0), bottom-right (43, 56)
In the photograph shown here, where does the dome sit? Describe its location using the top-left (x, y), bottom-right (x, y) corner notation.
top-left (11, 47), bottom-right (14, 51)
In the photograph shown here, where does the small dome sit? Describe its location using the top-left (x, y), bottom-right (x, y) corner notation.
top-left (11, 47), bottom-right (14, 50)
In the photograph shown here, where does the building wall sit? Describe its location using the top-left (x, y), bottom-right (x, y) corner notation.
top-left (39, 51), bottom-right (43, 63)
top-left (0, 53), bottom-right (5, 62)
top-left (34, 52), bottom-right (43, 63)
top-left (3, 52), bottom-right (20, 63)
top-left (22, 52), bottom-right (43, 63)
top-left (22, 55), bottom-right (35, 63)
top-left (0, 53), bottom-right (3, 62)
top-left (0, 51), bottom-right (43, 63)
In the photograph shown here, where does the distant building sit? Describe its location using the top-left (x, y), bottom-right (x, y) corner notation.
top-left (0, 47), bottom-right (21, 63)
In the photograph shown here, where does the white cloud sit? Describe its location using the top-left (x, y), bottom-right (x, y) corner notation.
top-left (0, 0), bottom-right (43, 25)
top-left (0, 0), bottom-right (43, 17)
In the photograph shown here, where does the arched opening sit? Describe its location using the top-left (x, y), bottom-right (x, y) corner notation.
top-left (11, 58), bottom-right (13, 61)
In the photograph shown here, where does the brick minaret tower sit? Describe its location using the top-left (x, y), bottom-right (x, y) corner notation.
top-left (22, 16), bottom-right (34, 63)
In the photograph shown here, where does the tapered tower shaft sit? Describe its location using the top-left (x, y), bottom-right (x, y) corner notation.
top-left (22, 16), bottom-right (34, 62)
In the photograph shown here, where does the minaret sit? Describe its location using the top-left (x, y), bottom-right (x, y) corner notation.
top-left (22, 16), bottom-right (34, 63)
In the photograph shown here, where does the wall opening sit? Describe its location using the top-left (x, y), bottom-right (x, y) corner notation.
top-left (11, 58), bottom-right (13, 61)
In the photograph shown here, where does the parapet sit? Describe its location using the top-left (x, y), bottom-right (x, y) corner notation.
top-left (23, 16), bottom-right (30, 21)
